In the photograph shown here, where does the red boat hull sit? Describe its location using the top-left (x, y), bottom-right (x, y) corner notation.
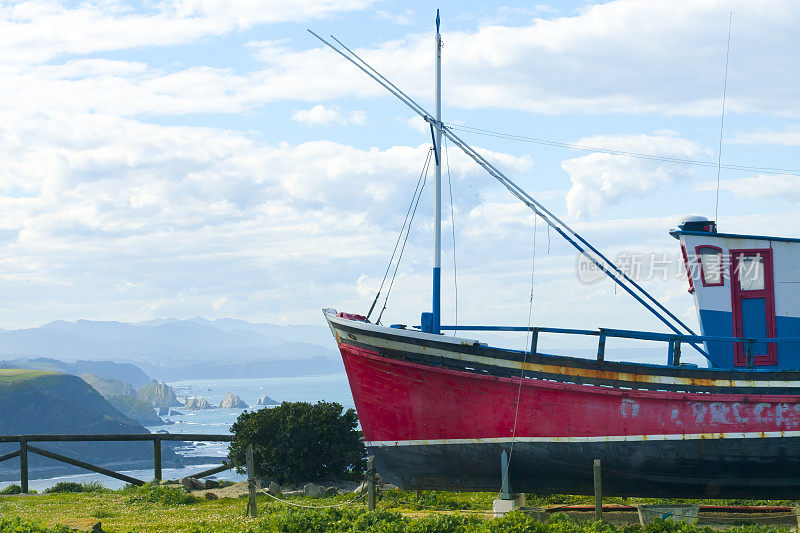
top-left (327, 314), bottom-right (800, 497)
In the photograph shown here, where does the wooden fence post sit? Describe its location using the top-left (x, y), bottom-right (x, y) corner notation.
top-left (367, 455), bottom-right (376, 511)
top-left (20, 438), bottom-right (28, 494)
top-left (593, 459), bottom-right (602, 521)
top-left (245, 444), bottom-right (257, 518)
top-left (153, 438), bottom-right (162, 482)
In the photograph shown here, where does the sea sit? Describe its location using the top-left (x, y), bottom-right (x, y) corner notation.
top-left (0, 373), bottom-right (353, 492)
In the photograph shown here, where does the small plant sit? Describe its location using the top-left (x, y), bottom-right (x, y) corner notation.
top-left (0, 484), bottom-right (21, 495)
top-left (0, 517), bottom-right (73, 532)
top-left (43, 481), bottom-right (106, 494)
top-left (90, 508), bottom-right (117, 519)
top-left (125, 482), bottom-right (200, 505)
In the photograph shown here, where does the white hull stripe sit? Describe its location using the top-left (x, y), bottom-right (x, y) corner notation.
top-left (365, 431), bottom-right (800, 447)
top-left (328, 319), bottom-right (800, 389)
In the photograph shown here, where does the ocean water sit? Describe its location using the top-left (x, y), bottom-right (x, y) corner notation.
top-left (0, 373), bottom-right (353, 492)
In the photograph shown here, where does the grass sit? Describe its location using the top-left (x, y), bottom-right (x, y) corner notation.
top-left (0, 487), bottom-right (796, 533)
top-left (0, 369), bottom-right (57, 384)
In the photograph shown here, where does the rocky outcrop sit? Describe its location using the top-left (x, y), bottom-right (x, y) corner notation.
top-left (257, 395), bottom-right (279, 406)
top-left (0, 370), bottom-right (187, 477)
top-left (219, 392), bottom-right (248, 409)
top-left (106, 395), bottom-right (164, 426)
top-left (137, 380), bottom-right (182, 408)
top-left (80, 374), bottom-right (136, 398)
top-left (184, 396), bottom-right (210, 410)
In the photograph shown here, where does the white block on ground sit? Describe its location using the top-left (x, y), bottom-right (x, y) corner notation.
top-left (492, 494), bottom-right (525, 517)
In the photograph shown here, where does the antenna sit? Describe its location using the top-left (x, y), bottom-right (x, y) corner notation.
top-left (714, 12), bottom-right (733, 223)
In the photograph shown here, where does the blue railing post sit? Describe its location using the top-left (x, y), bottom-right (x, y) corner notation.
top-left (596, 333), bottom-right (606, 363)
top-left (530, 327), bottom-right (539, 355)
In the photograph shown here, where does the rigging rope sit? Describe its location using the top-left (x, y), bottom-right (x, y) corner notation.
top-left (503, 212), bottom-right (538, 492)
top-left (715, 12), bottom-right (733, 223)
top-left (444, 136), bottom-right (458, 335)
top-left (376, 149), bottom-right (432, 325)
top-left (367, 149), bottom-right (433, 321)
top-left (449, 124), bottom-right (800, 177)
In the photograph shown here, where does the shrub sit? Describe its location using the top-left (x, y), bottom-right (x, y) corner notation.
top-left (0, 484), bottom-right (21, 495)
top-left (229, 400), bottom-right (366, 484)
top-left (44, 481), bottom-right (105, 494)
top-left (125, 482), bottom-right (200, 505)
top-left (0, 518), bottom-right (72, 532)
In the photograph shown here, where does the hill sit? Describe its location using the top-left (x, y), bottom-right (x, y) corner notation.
top-left (0, 370), bottom-right (181, 480)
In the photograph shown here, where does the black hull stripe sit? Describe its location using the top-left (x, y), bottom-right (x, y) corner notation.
top-left (370, 438), bottom-right (800, 498)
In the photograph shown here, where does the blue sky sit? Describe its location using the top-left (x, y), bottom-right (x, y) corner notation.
top-left (1, 0), bottom-right (799, 361)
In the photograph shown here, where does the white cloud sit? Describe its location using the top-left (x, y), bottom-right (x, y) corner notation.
top-left (562, 134), bottom-right (706, 219)
top-left (291, 105), bottom-right (366, 126)
top-left (0, 0), bottom-right (375, 65)
top-left (249, 0), bottom-right (800, 117)
top-left (694, 174), bottom-right (800, 201)
top-left (729, 128), bottom-right (800, 146)
top-left (0, 110), bottom-right (532, 326)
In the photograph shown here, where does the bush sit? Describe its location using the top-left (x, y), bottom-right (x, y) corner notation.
top-left (229, 400), bottom-right (366, 484)
top-left (0, 517), bottom-right (72, 532)
top-left (44, 481), bottom-right (106, 494)
top-left (0, 484), bottom-right (21, 495)
top-left (125, 482), bottom-right (200, 505)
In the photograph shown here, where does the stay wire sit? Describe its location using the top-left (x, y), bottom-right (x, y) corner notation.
top-left (376, 149), bottom-right (432, 325)
top-left (444, 136), bottom-right (458, 335)
top-left (367, 149), bottom-right (433, 321)
top-left (503, 212), bottom-right (538, 492)
top-left (449, 124), bottom-right (800, 177)
top-left (715, 12), bottom-right (733, 223)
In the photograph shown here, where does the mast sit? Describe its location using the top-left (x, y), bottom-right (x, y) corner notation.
top-left (432, 9), bottom-right (442, 334)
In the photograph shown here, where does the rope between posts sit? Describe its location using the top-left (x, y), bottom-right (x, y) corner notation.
top-left (259, 487), bottom-right (367, 509)
top-left (640, 510), bottom-right (799, 521)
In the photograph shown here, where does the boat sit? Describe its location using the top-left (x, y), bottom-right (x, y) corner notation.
top-left (314, 15), bottom-right (800, 498)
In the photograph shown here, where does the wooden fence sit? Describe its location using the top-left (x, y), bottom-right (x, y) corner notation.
top-left (0, 434), bottom-right (234, 493)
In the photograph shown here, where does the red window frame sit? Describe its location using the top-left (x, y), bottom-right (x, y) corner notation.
top-left (680, 243), bottom-right (695, 293)
top-left (695, 245), bottom-right (724, 287)
top-left (730, 248), bottom-right (776, 366)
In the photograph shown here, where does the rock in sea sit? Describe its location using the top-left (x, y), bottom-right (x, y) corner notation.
top-left (256, 395), bottom-right (279, 406)
top-left (219, 392), bottom-right (248, 409)
top-left (184, 396), bottom-right (211, 410)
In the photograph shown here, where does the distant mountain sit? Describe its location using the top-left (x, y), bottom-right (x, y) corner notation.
top-left (0, 318), bottom-right (337, 365)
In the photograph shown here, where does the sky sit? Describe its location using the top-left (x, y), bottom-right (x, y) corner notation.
top-left (1, 0), bottom-right (799, 361)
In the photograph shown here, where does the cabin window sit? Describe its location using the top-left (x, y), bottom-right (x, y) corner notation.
top-left (738, 254), bottom-right (765, 291)
top-left (696, 245), bottom-right (724, 287)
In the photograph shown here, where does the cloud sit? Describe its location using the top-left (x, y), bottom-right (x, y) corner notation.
top-left (694, 174), bottom-right (800, 201)
top-left (0, 110), bottom-right (532, 326)
top-left (562, 134), bottom-right (705, 219)
top-left (291, 105), bottom-right (366, 126)
top-left (0, 0), bottom-right (375, 65)
top-left (263, 0), bottom-right (800, 117)
top-left (729, 128), bottom-right (800, 146)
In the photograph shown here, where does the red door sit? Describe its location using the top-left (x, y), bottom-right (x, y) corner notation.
top-left (730, 249), bottom-right (776, 366)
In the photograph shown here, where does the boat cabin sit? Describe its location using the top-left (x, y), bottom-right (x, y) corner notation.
top-left (671, 216), bottom-right (800, 370)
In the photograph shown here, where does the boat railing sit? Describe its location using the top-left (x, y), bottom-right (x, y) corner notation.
top-left (436, 325), bottom-right (800, 368)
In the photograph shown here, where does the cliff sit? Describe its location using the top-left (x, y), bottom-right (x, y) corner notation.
top-left (137, 380), bottom-right (182, 408)
top-left (80, 373), bottom-right (135, 397)
top-left (0, 369), bottom-right (185, 479)
top-left (106, 395), bottom-right (164, 426)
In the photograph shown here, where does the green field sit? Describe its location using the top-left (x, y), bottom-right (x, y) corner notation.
top-left (0, 369), bottom-right (57, 384)
top-left (0, 485), bottom-right (797, 533)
